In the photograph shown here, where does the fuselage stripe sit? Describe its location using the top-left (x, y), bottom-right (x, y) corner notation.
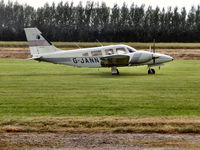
top-left (28, 40), bottom-right (50, 47)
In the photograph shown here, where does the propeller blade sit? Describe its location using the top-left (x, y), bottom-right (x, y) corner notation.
top-left (149, 45), bottom-right (152, 52)
top-left (151, 39), bottom-right (156, 64)
top-left (153, 39), bottom-right (155, 53)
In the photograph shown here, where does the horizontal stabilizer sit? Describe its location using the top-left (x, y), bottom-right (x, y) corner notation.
top-left (27, 57), bottom-right (41, 61)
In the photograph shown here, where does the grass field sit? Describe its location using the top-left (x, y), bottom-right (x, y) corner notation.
top-left (1, 41), bottom-right (200, 49)
top-left (0, 59), bottom-right (200, 133)
top-left (0, 59), bottom-right (200, 118)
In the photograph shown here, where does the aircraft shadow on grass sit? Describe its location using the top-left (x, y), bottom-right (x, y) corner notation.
top-left (1, 70), bottom-right (165, 77)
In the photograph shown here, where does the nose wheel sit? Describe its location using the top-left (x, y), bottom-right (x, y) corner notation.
top-left (148, 68), bottom-right (155, 74)
top-left (111, 66), bottom-right (119, 75)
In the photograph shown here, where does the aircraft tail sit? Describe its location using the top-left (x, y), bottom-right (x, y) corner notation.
top-left (24, 28), bottom-right (60, 57)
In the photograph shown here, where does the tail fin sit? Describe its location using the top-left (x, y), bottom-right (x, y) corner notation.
top-left (24, 28), bottom-right (60, 57)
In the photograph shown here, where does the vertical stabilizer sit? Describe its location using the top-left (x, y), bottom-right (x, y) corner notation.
top-left (24, 28), bottom-right (60, 57)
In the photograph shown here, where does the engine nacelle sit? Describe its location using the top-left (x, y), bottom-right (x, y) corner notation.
top-left (130, 51), bottom-right (152, 64)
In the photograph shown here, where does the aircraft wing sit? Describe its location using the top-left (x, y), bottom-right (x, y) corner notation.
top-left (100, 55), bottom-right (130, 67)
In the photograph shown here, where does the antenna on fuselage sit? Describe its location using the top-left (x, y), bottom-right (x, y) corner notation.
top-left (74, 42), bottom-right (81, 49)
top-left (96, 39), bottom-right (103, 47)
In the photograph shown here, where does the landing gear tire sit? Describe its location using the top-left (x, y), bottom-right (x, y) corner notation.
top-left (148, 68), bottom-right (155, 74)
top-left (116, 69), bottom-right (119, 75)
top-left (111, 66), bottom-right (119, 75)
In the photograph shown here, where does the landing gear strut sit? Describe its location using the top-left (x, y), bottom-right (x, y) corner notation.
top-left (111, 66), bottom-right (119, 75)
top-left (148, 68), bottom-right (155, 74)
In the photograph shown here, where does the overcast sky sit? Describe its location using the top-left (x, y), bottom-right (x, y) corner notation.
top-left (4, 0), bottom-right (200, 12)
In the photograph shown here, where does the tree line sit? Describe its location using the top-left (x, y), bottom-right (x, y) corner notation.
top-left (0, 0), bottom-right (200, 42)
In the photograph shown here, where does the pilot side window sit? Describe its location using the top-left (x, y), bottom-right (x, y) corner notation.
top-left (91, 50), bottom-right (102, 56)
top-left (127, 47), bottom-right (136, 53)
top-left (105, 49), bottom-right (114, 55)
top-left (116, 48), bottom-right (127, 54)
top-left (82, 52), bottom-right (89, 56)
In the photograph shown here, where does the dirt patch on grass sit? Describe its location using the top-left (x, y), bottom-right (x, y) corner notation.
top-left (1, 117), bottom-right (200, 149)
top-left (0, 50), bottom-right (31, 59)
top-left (0, 133), bottom-right (200, 150)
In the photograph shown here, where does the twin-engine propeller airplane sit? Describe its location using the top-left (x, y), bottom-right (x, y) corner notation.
top-left (24, 28), bottom-right (173, 75)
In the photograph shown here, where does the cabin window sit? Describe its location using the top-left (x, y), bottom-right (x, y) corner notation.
top-left (116, 48), bottom-right (126, 54)
top-left (105, 49), bottom-right (114, 55)
top-left (82, 52), bottom-right (89, 56)
top-left (127, 47), bottom-right (136, 53)
top-left (91, 50), bottom-right (102, 56)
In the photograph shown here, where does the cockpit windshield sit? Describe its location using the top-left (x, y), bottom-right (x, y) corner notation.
top-left (127, 46), bottom-right (136, 53)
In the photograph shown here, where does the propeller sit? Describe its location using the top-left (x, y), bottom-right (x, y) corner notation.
top-left (153, 39), bottom-right (155, 53)
top-left (149, 45), bottom-right (152, 52)
top-left (152, 39), bottom-right (156, 64)
top-left (149, 39), bottom-right (159, 64)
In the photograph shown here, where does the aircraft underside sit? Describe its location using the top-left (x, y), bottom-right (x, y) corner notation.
top-left (38, 56), bottom-right (162, 75)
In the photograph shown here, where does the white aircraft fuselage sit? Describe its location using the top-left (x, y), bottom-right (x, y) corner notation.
top-left (25, 28), bottom-right (173, 75)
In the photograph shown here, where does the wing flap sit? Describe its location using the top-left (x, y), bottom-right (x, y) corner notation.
top-left (100, 55), bottom-right (130, 67)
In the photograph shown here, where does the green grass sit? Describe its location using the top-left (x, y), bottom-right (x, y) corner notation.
top-left (0, 59), bottom-right (200, 118)
top-left (1, 41), bottom-right (200, 49)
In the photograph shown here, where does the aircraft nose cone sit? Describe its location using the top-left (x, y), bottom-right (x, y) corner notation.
top-left (168, 56), bottom-right (173, 61)
top-left (170, 56), bottom-right (174, 61)
top-left (164, 55), bottom-right (173, 62)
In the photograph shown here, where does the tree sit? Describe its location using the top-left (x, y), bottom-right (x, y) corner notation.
top-left (187, 6), bottom-right (196, 42)
top-left (0, 0), bottom-right (200, 42)
top-left (111, 4), bottom-right (120, 41)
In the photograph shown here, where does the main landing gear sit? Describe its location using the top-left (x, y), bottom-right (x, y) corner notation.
top-left (110, 67), bottom-right (156, 75)
top-left (148, 68), bottom-right (155, 74)
top-left (111, 66), bottom-right (119, 75)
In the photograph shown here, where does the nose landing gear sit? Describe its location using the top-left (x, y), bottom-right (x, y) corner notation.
top-left (148, 68), bottom-right (155, 74)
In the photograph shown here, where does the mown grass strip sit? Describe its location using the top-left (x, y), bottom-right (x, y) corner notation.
top-left (0, 117), bottom-right (200, 133)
